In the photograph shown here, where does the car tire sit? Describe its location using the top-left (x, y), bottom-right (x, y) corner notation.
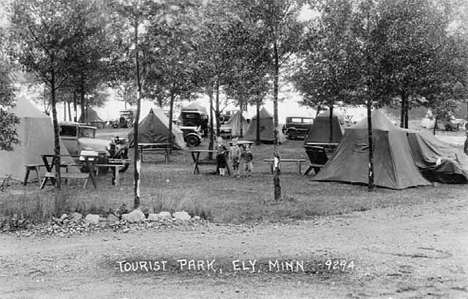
top-left (186, 135), bottom-right (200, 147)
top-left (116, 152), bottom-right (130, 173)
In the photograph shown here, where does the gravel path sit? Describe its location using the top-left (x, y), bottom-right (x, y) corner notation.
top-left (1, 196), bottom-right (467, 299)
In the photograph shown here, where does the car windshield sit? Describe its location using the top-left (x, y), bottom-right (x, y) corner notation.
top-left (60, 126), bottom-right (77, 137)
top-left (79, 127), bottom-right (95, 138)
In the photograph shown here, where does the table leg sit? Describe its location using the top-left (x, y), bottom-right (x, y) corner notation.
top-left (191, 152), bottom-right (200, 174)
top-left (23, 168), bottom-right (31, 186)
top-left (85, 157), bottom-right (97, 188)
top-left (115, 166), bottom-right (120, 186)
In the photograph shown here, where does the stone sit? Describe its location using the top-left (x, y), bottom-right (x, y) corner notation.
top-left (173, 211), bottom-right (191, 221)
top-left (193, 216), bottom-right (201, 221)
top-left (70, 212), bottom-right (83, 222)
top-left (158, 211), bottom-right (172, 219)
top-left (107, 214), bottom-right (119, 223)
top-left (147, 214), bottom-right (161, 221)
top-left (122, 209), bottom-right (146, 223)
top-left (84, 214), bottom-right (100, 225)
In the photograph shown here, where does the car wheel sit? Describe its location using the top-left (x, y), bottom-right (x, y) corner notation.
top-left (116, 152), bottom-right (130, 173)
top-left (186, 135), bottom-right (200, 147)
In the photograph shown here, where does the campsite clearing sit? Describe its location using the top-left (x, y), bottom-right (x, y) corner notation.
top-left (1, 126), bottom-right (468, 298)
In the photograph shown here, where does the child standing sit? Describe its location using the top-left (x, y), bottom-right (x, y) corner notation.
top-left (240, 142), bottom-right (254, 178)
top-left (216, 137), bottom-right (228, 176)
top-left (229, 138), bottom-right (241, 178)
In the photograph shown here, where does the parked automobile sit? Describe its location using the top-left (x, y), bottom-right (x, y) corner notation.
top-left (59, 122), bottom-right (130, 173)
top-left (180, 126), bottom-right (203, 147)
top-left (111, 110), bottom-right (135, 128)
top-left (180, 111), bottom-right (209, 137)
top-left (283, 116), bottom-right (314, 140)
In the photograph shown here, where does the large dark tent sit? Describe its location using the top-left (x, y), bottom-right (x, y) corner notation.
top-left (407, 131), bottom-right (468, 183)
top-left (304, 110), bottom-right (345, 144)
top-left (127, 107), bottom-right (186, 149)
top-left (312, 110), bottom-right (431, 189)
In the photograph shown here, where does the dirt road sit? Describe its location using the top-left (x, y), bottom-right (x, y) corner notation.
top-left (1, 195), bottom-right (467, 299)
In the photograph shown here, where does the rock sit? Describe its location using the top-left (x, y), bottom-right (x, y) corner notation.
top-left (193, 216), bottom-right (201, 221)
top-left (173, 211), bottom-right (191, 221)
top-left (84, 214), bottom-right (100, 225)
top-left (158, 211), bottom-right (172, 219)
top-left (147, 214), bottom-right (161, 221)
top-left (122, 210), bottom-right (146, 223)
top-left (70, 212), bottom-right (83, 222)
top-left (60, 214), bottom-right (68, 221)
top-left (107, 214), bottom-right (119, 223)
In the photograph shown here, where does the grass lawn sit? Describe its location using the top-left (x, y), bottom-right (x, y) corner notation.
top-left (1, 132), bottom-right (467, 225)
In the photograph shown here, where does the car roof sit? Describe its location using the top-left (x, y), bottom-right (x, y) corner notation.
top-left (59, 121), bottom-right (97, 129)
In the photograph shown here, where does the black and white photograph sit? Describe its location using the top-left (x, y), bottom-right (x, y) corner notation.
top-left (1, 0), bottom-right (468, 298)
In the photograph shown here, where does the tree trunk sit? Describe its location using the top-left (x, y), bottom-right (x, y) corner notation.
top-left (400, 92), bottom-right (406, 128)
top-left (256, 98), bottom-right (261, 145)
top-left (329, 105), bottom-right (334, 143)
top-left (208, 86), bottom-right (214, 160)
top-left (273, 39), bottom-right (281, 201)
top-left (433, 116), bottom-right (438, 135)
top-left (133, 13), bottom-right (141, 209)
top-left (67, 101), bottom-right (72, 121)
top-left (168, 90), bottom-right (175, 153)
top-left (239, 101), bottom-right (244, 138)
top-left (367, 99), bottom-right (374, 191)
top-left (50, 71), bottom-right (61, 191)
top-left (215, 78), bottom-right (220, 137)
top-left (80, 75), bottom-right (85, 123)
top-left (73, 91), bottom-right (77, 122)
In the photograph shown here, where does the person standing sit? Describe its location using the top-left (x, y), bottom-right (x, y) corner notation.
top-left (216, 137), bottom-right (228, 176)
top-left (240, 142), bottom-right (254, 178)
top-left (229, 138), bottom-right (241, 178)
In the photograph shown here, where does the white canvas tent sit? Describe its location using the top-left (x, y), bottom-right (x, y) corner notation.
top-left (244, 107), bottom-right (286, 143)
top-left (223, 110), bottom-right (251, 137)
top-left (0, 97), bottom-right (72, 181)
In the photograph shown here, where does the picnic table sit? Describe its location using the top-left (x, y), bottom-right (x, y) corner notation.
top-left (138, 142), bottom-right (172, 163)
top-left (190, 149), bottom-right (231, 175)
top-left (39, 154), bottom-right (97, 189)
top-left (95, 158), bottom-right (131, 186)
top-left (303, 143), bottom-right (339, 175)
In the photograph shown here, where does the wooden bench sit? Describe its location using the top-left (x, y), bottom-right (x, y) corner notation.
top-left (138, 143), bottom-right (171, 163)
top-left (40, 172), bottom-right (94, 189)
top-left (303, 143), bottom-right (338, 175)
top-left (263, 158), bottom-right (307, 174)
top-left (24, 164), bottom-right (44, 186)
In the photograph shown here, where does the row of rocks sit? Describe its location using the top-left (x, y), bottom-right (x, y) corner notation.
top-left (1, 210), bottom-right (206, 237)
top-left (80, 210), bottom-right (196, 225)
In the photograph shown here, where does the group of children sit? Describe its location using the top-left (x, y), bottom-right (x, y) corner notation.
top-left (216, 137), bottom-right (253, 178)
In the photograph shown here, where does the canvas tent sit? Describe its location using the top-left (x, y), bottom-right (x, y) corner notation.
top-left (312, 110), bottom-right (431, 189)
top-left (223, 110), bottom-right (250, 137)
top-left (304, 110), bottom-right (345, 144)
top-left (407, 131), bottom-right (468, 183)
top-left (244, 107), bottom-right (285, 143)
top-left (127, 107), bottom-right (186, 149)
top-left (0, 97), bottom-right (72, 181)
top-left (79, 106), bottom-right (106, 128)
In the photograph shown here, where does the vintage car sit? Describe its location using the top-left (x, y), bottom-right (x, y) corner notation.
top-left (283, 116), bottom-right (314, 140)
top-left (59, 122), bottom-right (130, 173)
top-left (179, 125), bottom-right (203, 147)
